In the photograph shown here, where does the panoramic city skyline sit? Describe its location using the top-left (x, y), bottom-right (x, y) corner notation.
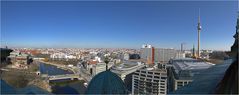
top-left (1, 1), bottom-right (238, 95)
top-left (1, 1), bottom-right (238, 50)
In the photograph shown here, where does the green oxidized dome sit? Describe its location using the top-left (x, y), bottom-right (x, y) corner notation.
top-left (85, 70), bottom-right (128, 94)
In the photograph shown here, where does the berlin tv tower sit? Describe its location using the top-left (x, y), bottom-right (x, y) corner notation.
top-left (197, 9), bottom-right (202, 58)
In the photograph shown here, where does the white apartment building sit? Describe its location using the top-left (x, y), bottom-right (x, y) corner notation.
top-left (132, 67), bottom-right (167, 95)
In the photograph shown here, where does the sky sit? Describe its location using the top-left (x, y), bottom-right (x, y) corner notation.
top-left (1, 1), bottom-right (238, 50)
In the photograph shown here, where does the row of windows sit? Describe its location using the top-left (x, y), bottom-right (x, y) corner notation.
top-left (134, 75), bottom-right (167, 80)
top-left (177, 81), bottom-right (191, 85)
top-left (135, 71), bottom-right (166, 76)
top-left (134, 87), bottom-right (161, 91)
top-left (134, 85), bottom-right (160, 88)
top-left (134, 79), bottom-right (166, 85)
top-left (134, 82), bottom-right (161, 86)
top-left (133, 89), bottom-right (165, 94)
top-left (133, 88), bottom-right (165, 94)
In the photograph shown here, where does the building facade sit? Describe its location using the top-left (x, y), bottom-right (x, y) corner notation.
top-left (140, 44), bottom-right (177, 64)
top-left (140, 44), bottom-right (154, 64)
top-left (154, 48), bottom-right (177, 63)
top-left (168, 58), bottom-right (214, 91)
top-left (132, 67), bottom-right (167, 95)
top-left (91, 62), bottom-right (114, 76)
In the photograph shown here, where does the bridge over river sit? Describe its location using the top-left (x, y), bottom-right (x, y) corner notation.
top-left (48, 74), bottom-right (83, 81)
top-left (37, 60), bottom-right (92, 83)
top-left (41, 73), bottom-right (89, 83)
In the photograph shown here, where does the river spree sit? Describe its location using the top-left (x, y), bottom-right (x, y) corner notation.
top-left (39, 62), bottom-right (86, 94)
top-left (39, 62), bottom-right (73, 75)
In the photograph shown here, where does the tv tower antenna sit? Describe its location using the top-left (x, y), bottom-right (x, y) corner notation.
top-left (197, 8), bottom-right (202, 58)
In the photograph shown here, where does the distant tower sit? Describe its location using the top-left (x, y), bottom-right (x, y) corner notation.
top-left (181, 43), bottom-right (183, 52)
top-left (197, 9), bottom-right (202, 58)
top-left (192, 44), bottom-right (196, 58)
top-left (181, 43), bottom-right (186, 52)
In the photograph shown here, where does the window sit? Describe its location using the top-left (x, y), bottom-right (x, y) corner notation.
top-left (160, 83), bottom-right (165, 85)
top-left (160, 92), bottom-right (165, 94)
top-left (177, 81), bottom-right (183, 84)
top-left (161, 77), bottom-right (166, 79)
top-left (147, 79), bottom-right (151, 81)
top-left (160, 89), bottom-right (165, 91)
top-left (155, 73), bottom-right (160, 75)
top-left (141, 71), bottom-right (146, 73)
top-left (155, 76), bottom-right (160, 78)
top-left (178, 84), bottom-right (183, 86)
top-left (154, 80), bottom-right (159, 82)
top-left (140, 78), bottom-right (145, 80)
top-left (134, 73), bottom-right (139, 75)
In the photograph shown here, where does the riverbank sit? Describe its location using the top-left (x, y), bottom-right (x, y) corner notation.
top-left (37, 60), bottom-right (79, 74)
top-left (0, 63), bottom-right (52, 92)
top-left (50, 80), bottom-right (86, 94)
top-left (37, 60), bottom-right (87, 94)
top-left (38, 60), bottom-right (67, 68)
top-left (48, 59), bottom-right (80, 66)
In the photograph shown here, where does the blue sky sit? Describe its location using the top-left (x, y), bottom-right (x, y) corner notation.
top-left (1, 1), bottom-right (238, 50)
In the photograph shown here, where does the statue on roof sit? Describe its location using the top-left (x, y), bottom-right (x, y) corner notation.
top-left (229, 12), bottom-right (239, 58)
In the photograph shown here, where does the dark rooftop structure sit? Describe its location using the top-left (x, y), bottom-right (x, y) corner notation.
top-left (0, 48), bottom-right (13, 62)
top-left (85, 70), bottom-right (128, 94)
top-left (170, 58), bottom-right (213, 80)
top-left (170, 59), bottom-right (234, 94)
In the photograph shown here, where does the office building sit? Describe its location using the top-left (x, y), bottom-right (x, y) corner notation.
top-left (168, 58), bottom-right (214, 91)
top-left (111, 61), bottom-right (145, 91)
top-left (90, 62), bottom-right (114, 76)
top-left (111, 61), bottom-right (145, 80)
top-left (141, 44), bottom-right (177, 64)
top-left (154, 48), bottom-right (177, 63)
top-left (132, 67), bottom-right (167, 95)
top-left (140, 44), bottom-right (154, 64)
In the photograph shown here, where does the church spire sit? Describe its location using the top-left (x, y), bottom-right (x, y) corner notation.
top-left (193, 44), bottom-right (195, 58)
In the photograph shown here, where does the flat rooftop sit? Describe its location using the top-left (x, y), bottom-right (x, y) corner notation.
top-left (172, 58), bottom-right (214, 73)
top-left (111, 61), bottom-right (145, 75)
top-left (139, 67), bottom-right (167, 72)
top-left (171, 59), bottom-right (233, 94)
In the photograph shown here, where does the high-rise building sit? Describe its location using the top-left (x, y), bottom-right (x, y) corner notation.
top-left (154, 48), bottom-right (177, 64)
top-left (140, 44), bottom-right (154, 64)
top-left (141, 44), bottom-right (177, 64)
top-left (132, 67), bottom-right (167, 95)
top-left (90, 62), bottom-right (114, 76)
